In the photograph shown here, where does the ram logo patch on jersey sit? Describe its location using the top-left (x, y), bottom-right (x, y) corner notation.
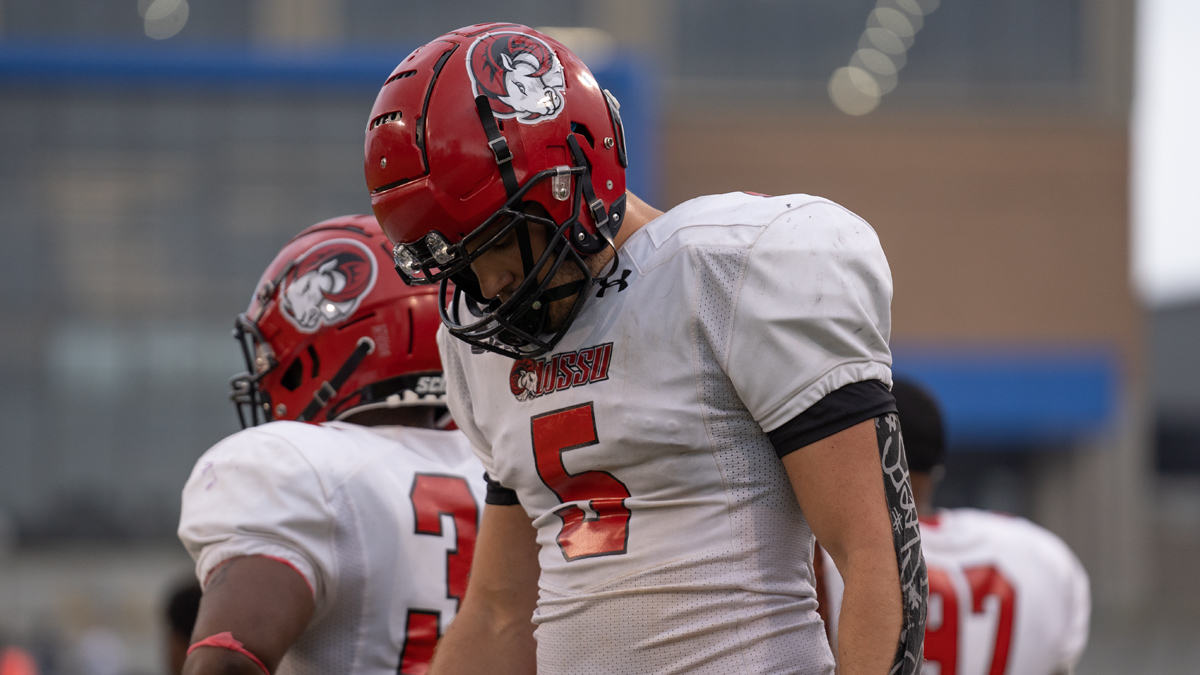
top-left (280, 238), bottom-right (378, 333)
top-left (509, 343), bottom-right (613, 401)
top-left (467, 30), bottom-right (566, 123)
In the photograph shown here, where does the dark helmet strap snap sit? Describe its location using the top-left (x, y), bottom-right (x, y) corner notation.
top-left (298, 337), bottom-right (375, 422)
top-left (474, 95), bottom-right (519, 198)
top-left (565, 135), bottom-right (619, 255)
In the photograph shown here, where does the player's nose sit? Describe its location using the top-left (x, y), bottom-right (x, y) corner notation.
top-left (471, 254), bottom-right (517, 301)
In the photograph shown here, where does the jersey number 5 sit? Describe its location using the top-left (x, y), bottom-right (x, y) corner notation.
top-left (398, 474), bottom-right (478, 675)
top-left (531, 402), bottom-right (631, 561)
top-left (924, 564), bottom-right (1016, 675)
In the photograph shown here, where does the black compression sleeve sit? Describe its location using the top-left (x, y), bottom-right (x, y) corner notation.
top-left (875, 412), bottom-right (928, 675)
top-left (768, 380), bottom-right (897, 457)
top-left (483, 472), bottom-right (521, 506)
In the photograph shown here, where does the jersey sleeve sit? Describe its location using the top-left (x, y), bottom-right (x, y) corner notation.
top-left (438, 325), bottom-right (498, 477)
top-left (1055, 539), bottom-right (1091, 670)
top-left (719, 200), bottom-right (894, 433)
top-left (177, 429), bottom-right (335, 606)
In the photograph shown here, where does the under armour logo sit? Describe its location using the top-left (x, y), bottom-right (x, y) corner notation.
top-left (595, 269), bottom-right (631, 298)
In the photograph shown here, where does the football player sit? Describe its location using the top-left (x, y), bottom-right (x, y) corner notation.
top-left (178, 216), bottom-right (486, 675)
top-left (364, 23), bottom-right (927, 675)
top-left (818, 379), bottom-right (1091, 675)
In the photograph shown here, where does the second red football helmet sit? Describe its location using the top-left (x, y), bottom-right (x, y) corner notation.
top-left (364, 23), bottom-right (629, 358)
top-left (230, 215), bottom-right (446, 427)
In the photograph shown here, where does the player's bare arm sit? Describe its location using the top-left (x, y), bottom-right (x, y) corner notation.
top-left (429, 503), bottom-right (540, 675)
top-left (784, 418), bottom-right (925, 675)
top-left (183, 555), bottom-right (315, 675)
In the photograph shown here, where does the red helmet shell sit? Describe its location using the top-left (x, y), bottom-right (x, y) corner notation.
top-left (365, 23), bottom-right (626, 247)
top-left (240, 214), bottom-right (443, 423)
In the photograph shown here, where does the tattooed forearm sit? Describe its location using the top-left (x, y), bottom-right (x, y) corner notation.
top-left (876, 413), bottom-right (928, 675)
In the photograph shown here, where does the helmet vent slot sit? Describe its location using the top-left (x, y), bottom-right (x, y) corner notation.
top-left (385, 69), bottom-right (417, 84)
top-left (306, 345), bottom-right (320, 377)
top-left (337, 312), bottom-right (376, 331)
top-left (371, 177), bottom-right (412, 194)
top-left (280, 358), bottom-right (303, 392)
top-left (407, 307), bottom-right (415, 354)
top-left (369, 111), bottom-right (403, 130)
top-left (570, 122), bottom-right (595, 149)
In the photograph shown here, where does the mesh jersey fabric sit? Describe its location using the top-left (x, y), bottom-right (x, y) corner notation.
top-left (821, 508), bottom-right (1091, 675)
top-left (440, 192), bottom-right (894, 674)
top-left (178, 421), bottom-right (486, 675)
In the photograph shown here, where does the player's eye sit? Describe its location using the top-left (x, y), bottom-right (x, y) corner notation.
top-left (492, 228), bottom-right (517, 250)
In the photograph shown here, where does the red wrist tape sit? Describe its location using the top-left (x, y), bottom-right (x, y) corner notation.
top-left (187, 632), bottom-right (270, 675)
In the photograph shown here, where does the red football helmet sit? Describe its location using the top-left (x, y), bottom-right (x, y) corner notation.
top-left (364, 23), bottom-right (628, 358)
top-left (230, 215), bottom-right (446, 428)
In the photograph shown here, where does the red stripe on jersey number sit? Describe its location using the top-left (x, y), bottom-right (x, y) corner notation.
top-left (398, 610), bottom-right (439, 675)
top-left (531, 402), bottom-right (631, 561)
top-left (966, 565), bottom-right (1016, 675)
top-left (924, 566), bottom-right (960, 675)
top-left (399, 474), bottom-right (479, 674)
top-left (923, 564), bottom-right (1016, 675)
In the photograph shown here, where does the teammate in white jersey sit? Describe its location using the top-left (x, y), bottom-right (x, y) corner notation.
top-left (818, 380), bottom-right (1090, 675)
top-left (178, 216), bottom-right (486, 675)
top-left (364, 23), bottom-right (927, 675)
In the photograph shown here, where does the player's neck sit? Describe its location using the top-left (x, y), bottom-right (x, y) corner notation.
top-left (578, 191), bottom-right (662, 277)
top-left (612, 190), bottom-right (663, 250)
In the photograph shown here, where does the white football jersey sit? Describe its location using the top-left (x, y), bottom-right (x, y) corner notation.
top-left (178, 421), bottom-right (486, 675)
top-left (820, 509), bottom-right (1090, 675)
top-left (441, 192), bottom-right (894, 675)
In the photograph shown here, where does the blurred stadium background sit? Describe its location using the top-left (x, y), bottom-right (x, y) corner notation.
top-left (1, 0), bottom-right (1198, 673)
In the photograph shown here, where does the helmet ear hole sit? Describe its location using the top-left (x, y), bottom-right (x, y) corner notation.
top-left (570, 122), bottom-right (595, 148)
top-left (280, 358), bottom-right (304, 392)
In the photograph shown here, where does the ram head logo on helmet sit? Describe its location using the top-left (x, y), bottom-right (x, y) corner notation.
top-left (468, 31), bottom-right (566, 123)
top-left (281, 239), bottom-right (377, 333)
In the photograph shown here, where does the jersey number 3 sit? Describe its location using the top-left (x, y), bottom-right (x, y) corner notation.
top-left (925, 564), bottom-right (1016, 675)
top-left (398, 474), bottom-right (478, 675)
top-left (532, 402), bottom-right (631, 561)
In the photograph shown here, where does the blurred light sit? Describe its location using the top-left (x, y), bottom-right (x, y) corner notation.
top-left (862, 27), bottom-right (907, 56)
top-left (869, 8), bottom-right (916, 41)
top-left (144, 0), bottom-right (189, 40)
top-left (851, 49), bottom-right (898, 94)
top-left (853, 47), bottom-right (898, 77)
top-left (830, 0), bottom-right (941, 115)
top-left (892, 0), bottom-right (928, 16)
top-left (829, 66), bottom-right (881, 116)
